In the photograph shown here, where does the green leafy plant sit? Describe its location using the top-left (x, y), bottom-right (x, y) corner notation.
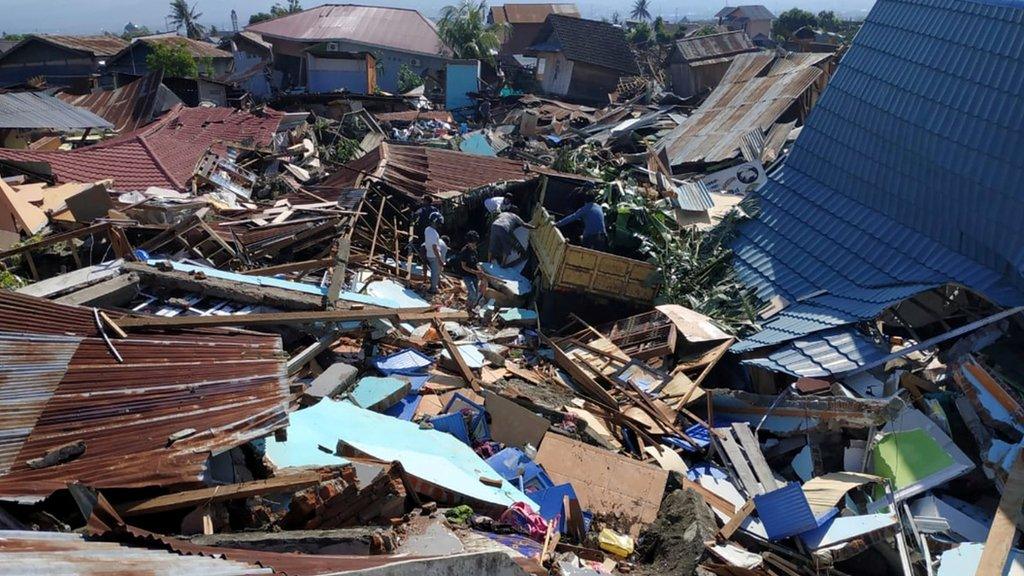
top-left (397, 64), bottom-right (424, 94)
top-left (146, 41), bottom-right (198, 78)
top-left (437, 0), bottom-right (506, 63)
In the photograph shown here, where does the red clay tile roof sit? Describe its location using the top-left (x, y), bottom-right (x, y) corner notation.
top-left (0, 105), bottom-right (286, 191)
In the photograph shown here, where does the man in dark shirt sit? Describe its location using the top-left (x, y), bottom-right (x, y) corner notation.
top-left (457, 231), bottom-right (485, 310)
top-left (488, 205), bottom-right (536, 265)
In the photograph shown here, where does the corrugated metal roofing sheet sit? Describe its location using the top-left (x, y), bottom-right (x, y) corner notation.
top-left (675, 180), bottom-right (715, 212)
top-left (245, 4), bottom-right (446, 56)
top-left (730, 0), bottom-right (1024, 367)
top-left (0, 105), bottom-right (285, 191)
top-left (491, 3), bottom-right (580, 24)
top-left (0, 91), bottom-right (113, 130)
top-left (753, 483), bottom-right (830, 540)
top-left (672, 30), bottom-right (757, 62)
top-left (132, 36), bottom-right (232, 59)
top-left (57, 70), bottom-right (166, 133)
top-left (0, 291), bottom-right (291, 503)
top-left (319, 142), bottom-right (580, 202)
top-left (33, 34), bottom-right (129, 56)
top-left (742, 327), bottom-right (891, 377)
top-left (658, 52), bottom-right (831, 165)
top-left (0, 531), bottom-right (273, 576)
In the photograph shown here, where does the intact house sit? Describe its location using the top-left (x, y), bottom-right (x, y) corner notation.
top-left (787, 26), bottom-right (844, 52)
top-left (489, 3), bottom-right (579, 66)
top-left (220, 31), bottom-right (276, 100)
top-left (106, 35), bottom-right (234, 82)
top-left (244, 4), bottom-right (451, 94)
top-left (715, 5), bottom-right (775, 44)
top-left (667, 30), bottom-right (759, 98)
top-left (526, 15), bottom-right (639, 104)
top-left (0, 35), bottom-right (127, 90)
top-left (304, 44), bottom-right (377, 94)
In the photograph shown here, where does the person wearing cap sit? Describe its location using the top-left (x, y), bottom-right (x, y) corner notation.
top-left (457, 231), bottom-right (485, 310)
top-left (556, 190), bottom-right (607, 251)
top-left (423, 211), bottom-right (445, 294)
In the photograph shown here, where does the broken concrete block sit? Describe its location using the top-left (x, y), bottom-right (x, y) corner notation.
top-left (347, 376), bottom-right (411, 412)
top-left (305, 361), bottom-right (359, 400)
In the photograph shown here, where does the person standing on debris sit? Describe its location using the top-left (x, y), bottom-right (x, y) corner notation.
top-left (488, 205), bottom-right (536, 266)
top-left (556, 191), bottom-right (607, 251)
top-left (478, 98), bottom-right (492, 127)
top-left (423, 212), bottom-right (445, 294)
top-left (456, 231), bottom-right (485, 311)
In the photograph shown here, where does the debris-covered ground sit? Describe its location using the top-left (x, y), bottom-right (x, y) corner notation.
top-left (0, 1), bottom-right (1022, 575)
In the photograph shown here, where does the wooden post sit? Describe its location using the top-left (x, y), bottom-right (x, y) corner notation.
top-left (392, 217), bottom-right (400, 276)
top-left (367, 195), bottom-right (386, 262)
top-left (976, 451), bottom-right (1024, 575)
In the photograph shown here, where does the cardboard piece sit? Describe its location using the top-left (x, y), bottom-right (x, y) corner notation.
top-left (801, 472), bottom-right (879, 516)
top-left (483, 390), bottom-right (549, 450)
top-left (0, 178), bottom-right (46, 235)
top-left (64, 183), bottom-right (114, 223)
top-left (535, 433), bottom-right (668, 537)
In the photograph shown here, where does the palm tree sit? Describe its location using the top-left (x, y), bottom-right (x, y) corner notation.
top-left (630, 0), bottom-right (652, 21)
top-left (168, 0), bottom-right (205, 40)
top-left (437, 0), bottom-right (506, 63)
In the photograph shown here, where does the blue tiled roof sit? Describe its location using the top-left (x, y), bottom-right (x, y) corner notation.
top-left (732, 0), bottom-right (1024, 366)
top-left (743, 327), bottom-right (891, 378)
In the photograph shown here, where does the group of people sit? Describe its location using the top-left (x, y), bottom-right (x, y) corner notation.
top-left (411, 185), bottom-right (607, 310)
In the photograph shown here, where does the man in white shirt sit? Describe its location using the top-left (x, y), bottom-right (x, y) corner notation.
top-left (423, 212), bottom-right (444, 294)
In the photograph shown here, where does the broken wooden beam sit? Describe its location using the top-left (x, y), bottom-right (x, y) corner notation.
top-left (976, 450), bottom-right (1024, 575)
top-left (115, 307), bottom-right (432, 329)
top-left (117, 471), bottom-right (324, 517)
top-left (434, 318), bottom-right (481, 392)
top-left (125, 261), bottom-right (324, 310)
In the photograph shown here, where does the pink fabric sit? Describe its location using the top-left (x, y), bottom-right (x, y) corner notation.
top-left (499, 501), bottom-right (548, 541)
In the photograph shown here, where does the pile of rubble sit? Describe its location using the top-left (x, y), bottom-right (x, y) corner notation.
top-left (1, 1), bottom-right (1023, 575)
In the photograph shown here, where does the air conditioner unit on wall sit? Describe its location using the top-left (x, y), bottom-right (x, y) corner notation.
top-left (327, 41), bottom-right (339, 52)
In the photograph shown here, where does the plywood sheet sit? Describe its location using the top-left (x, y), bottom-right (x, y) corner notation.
top-left (483, 390), bottom-right (549, 449)
top-left (536, 433), bottom-right (668, 536)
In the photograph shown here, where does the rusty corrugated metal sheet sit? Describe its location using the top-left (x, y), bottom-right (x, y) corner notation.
top-left (0, 531), bottom-right (273, 576)
top-left (35, 34), bottom-right (129, 56)
top-left (245, 5), bottom-right (446, 56)
top-left (0, 291), bottom-right (291, 503)
top-left (658, 52), bottom-right (833, 166)
top-left (491, 3), bottom-right (580, 24)
top-left (58, 70), bottom-right (166, 133)
top-left (672, 30), bottom-right (757, 62)
top-left (317, 142), bottom-right (581, 203)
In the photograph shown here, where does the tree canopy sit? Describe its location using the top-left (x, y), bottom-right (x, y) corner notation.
top-left (817, 10), bottom-right (841, 32)
top-left (630, 0), bottom-right (652, 22)
top-left (146, 41), bottom-right (198, 78)
top-left (437, 0), bottom-right (504, 63)
top-left (168, 0), bottom-right (205, 40)
top-left (772, 7), bottom-right (817, 40)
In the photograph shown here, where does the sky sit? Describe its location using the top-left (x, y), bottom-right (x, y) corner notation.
top-left (1, 0), bottom-right (874, 35)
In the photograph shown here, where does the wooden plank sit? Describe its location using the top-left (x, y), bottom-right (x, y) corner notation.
top-left (731, 423), bottom-right (779, 492)
top-left (117, 307), bottom-right (427, 329)
top-left (976, 451), bottom-right (1024, 576)
top-left (434, 318), bottom-right (480, 392)
top-left (325, 237), bottom-right (351, 306)
top-left (715, 429), bottom-right (761, 496)
top-left (118, 472), bottom-right (323, 516)
top-left (241, 258), bottom-right (332, 276)
top-left (718, 499), bottom-right (755, 540)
